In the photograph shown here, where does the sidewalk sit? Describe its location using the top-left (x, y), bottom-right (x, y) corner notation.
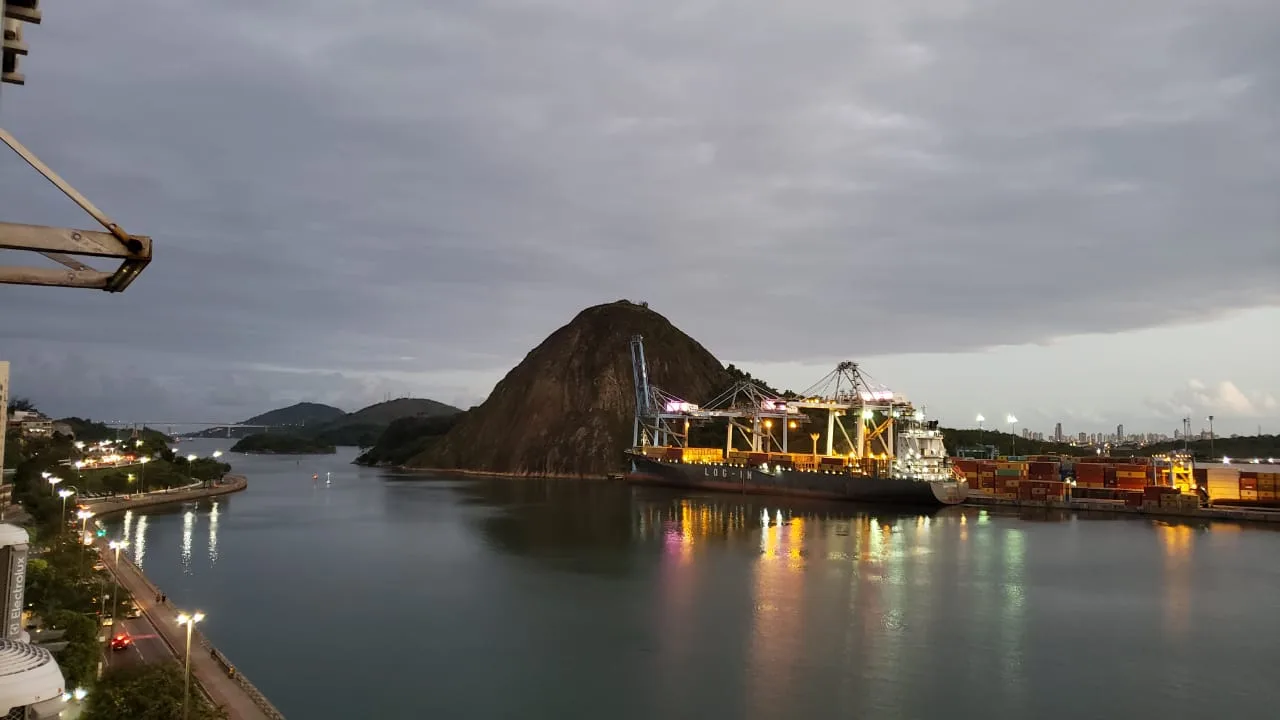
top-left (95, 528), bottom-right (284, 719)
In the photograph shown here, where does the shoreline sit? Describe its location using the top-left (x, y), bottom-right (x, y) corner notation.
top-left (379, 464), bottom-right (610, 481)
top-left (83, 475), bottom-right (249, 518)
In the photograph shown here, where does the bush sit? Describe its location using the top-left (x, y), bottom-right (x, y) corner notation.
top-left (84, 662), bottom-right (227, 719)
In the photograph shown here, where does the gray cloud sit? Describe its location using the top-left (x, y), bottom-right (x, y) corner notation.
top-left (1, 0), bottom-right (1278, 422)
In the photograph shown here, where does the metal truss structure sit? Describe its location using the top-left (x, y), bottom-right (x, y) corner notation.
top-left (2, 2), bottom-right (153, 292)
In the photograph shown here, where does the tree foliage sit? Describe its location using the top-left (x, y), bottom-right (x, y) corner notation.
top-left (6, 396), bottom-right (37, 412)
top-left (230, 432), bottom-right (336, 454)
top-left (45, 609), bottom-right (101, 689)
top-left (354, 413), bottom-right (465, 466)
top-left (84, 662), bottom-right (227, 720)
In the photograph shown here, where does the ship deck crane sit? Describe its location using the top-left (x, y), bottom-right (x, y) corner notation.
top-left (1, 1), bottom-right (152, 291)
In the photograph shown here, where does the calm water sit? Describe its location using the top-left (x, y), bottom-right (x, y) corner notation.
top-left (104, 439), bottom-right (1280, 719)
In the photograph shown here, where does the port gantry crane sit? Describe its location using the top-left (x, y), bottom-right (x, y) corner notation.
top-left (630, 336), bottom-right (903, 456)
top-left (1, 1), bottom-right (153, 291)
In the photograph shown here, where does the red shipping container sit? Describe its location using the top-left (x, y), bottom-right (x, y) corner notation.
top-left (1076, 464), bottom-right (1106, 481)
top-left (1240, 476), bottom-right (1258, 491)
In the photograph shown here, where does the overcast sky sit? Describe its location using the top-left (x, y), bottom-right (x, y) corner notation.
top-left (1, 0), bottom-right (1277, 435)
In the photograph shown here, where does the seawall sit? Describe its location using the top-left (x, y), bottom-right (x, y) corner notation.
top-left (84, 474), bottom-right (248, 517)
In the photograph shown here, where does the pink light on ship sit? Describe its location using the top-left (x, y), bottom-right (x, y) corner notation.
top-left (663, 401), bottom-right (699, 413)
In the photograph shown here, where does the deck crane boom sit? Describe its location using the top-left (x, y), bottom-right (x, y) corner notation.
top-left (1, 1), bottom-right (153, 291)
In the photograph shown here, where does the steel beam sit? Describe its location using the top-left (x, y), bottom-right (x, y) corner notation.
top-left (0, 126), bottom-right (154, 292)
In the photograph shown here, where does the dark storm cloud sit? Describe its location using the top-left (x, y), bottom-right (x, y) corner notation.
top-left (1, 0), bottom-right (1278, 419)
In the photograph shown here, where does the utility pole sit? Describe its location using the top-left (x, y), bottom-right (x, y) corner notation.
top-left (1207, 415), bottom-right (1215, 457)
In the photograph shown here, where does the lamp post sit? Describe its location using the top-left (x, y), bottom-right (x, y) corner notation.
top-left (1207, 415), bottom-right (1215, 457)
top-left (57, 488), bottom-right (74, 531)
top-left (177, 611), bottom-right (206, 720)
top-left (76, 509), bottom-right (94, 570)
top-left (107, 540), bottom-right (128, 637)
top-left (140, 456), bottom-right (150, 493)
top-left (47, 475), bottom-right (61, 496)
top-left (976, 414), bottom-right (985, 431)
top-left (763, 419), bottom-right (774, 453)
top-left (1006, 414), bottom-right (1018, 456)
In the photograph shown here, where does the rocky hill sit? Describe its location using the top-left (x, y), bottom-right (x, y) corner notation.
top-left (402, 300), bottom-right (731, 477)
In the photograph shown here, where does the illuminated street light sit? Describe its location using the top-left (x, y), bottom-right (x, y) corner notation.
top-left (211, 450), bottom-right (223, 459)
top-left (186, 454), bottom-right (197, 462)
top-left (1006, 414), bottom-right (1018, 455)
top-left (47, 476), bottom-right (61, 496)
top-left (107, 540), bottom-right (129, 634)
top-left (76, 509), bottom-right (94, 541)
top-left (975, 414), bottom-right (985, 430)
top-left (57, 488), bottom-right (74, 529)
top-left (176, 611), bottom-right (206, 720)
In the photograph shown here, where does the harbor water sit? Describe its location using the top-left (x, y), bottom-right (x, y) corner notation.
top-left (103, 439), bottom-right (1280, 719)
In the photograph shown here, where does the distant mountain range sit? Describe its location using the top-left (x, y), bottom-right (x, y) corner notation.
top-left (186, 398), bottom-right (462, 447)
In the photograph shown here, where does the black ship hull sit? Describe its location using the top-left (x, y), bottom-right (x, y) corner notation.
top-left (626, 455), bottom-right (967, 506)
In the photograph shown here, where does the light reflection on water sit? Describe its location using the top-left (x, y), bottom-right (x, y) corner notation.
top-left (208, 501), bottom-right (220, 567)
top-left (132, 515), bottom-right (147, 568)
top-left (181, 509), bottom-right (195, 575)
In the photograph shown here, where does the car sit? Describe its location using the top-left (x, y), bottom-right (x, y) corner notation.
top-left (124, 602), bottom-right (142, 619)
top-left (109, 633), bottom-right (132, 651)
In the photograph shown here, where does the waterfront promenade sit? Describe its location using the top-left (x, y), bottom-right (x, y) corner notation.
top-left (82, 474), bottom-right (249, 514)
top-left (91, 476), bottom-right (285, 719)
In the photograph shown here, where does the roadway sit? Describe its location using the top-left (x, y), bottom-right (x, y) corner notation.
top-left (95, 537), bottom-right (275, 719)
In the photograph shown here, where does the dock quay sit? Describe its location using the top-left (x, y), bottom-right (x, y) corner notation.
top-left (964, 492), bottom-right (1280, 525)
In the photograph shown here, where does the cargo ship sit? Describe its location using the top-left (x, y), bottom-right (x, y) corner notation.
top-left (622, 338), bottom-right (967, 507)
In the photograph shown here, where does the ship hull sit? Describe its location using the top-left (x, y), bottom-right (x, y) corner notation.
top-left (626, 455), bottom-right (967, 506)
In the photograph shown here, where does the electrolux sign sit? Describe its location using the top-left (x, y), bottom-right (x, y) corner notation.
top-left (1, 544), bottom-right (27, 640)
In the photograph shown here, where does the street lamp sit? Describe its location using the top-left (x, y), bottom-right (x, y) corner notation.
top-left (1006, 414), bottom-right (1018, 456)
top-left (176, 611), bottom-right (206, 720)
top-left (763, 419), bottom-right (773, 452)
top-left (976, 414), bottom-right (985, 431)
top-left (57, 488), bottom-right (74, 530)
top-left (1207, 415), bottom-right (1215, 457)
top-left (140, 456), bottom-right (150, 493)
top-left (107, 540), bottom-right (128, 634)
top-left (212, 450), bottom-right (223, 459)
top-left (47, 476), bottom-right (62, 496)
top-left (76, 509), bottom-right (94, 543)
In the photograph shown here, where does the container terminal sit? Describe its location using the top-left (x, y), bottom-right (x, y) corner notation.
top-left (958, 454), bottom-right (1280, 523)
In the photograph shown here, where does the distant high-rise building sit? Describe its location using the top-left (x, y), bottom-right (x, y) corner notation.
top-left (1079, 431), bottom-right (1087, 443)
top-left (1054, 423), bottom-right (1063, 442)
top-left (1117, 424), bottom-right (1124, 441)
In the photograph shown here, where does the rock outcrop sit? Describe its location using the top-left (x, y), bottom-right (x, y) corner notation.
top-left (408, 300), bottom-right (730, 476)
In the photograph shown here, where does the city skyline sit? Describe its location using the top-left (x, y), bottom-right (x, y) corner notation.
top-left (1, 1), bottom-right (1277, 433)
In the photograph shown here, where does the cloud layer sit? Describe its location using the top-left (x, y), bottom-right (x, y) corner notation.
top-left (2, 0), bottom-right (1278, 425)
